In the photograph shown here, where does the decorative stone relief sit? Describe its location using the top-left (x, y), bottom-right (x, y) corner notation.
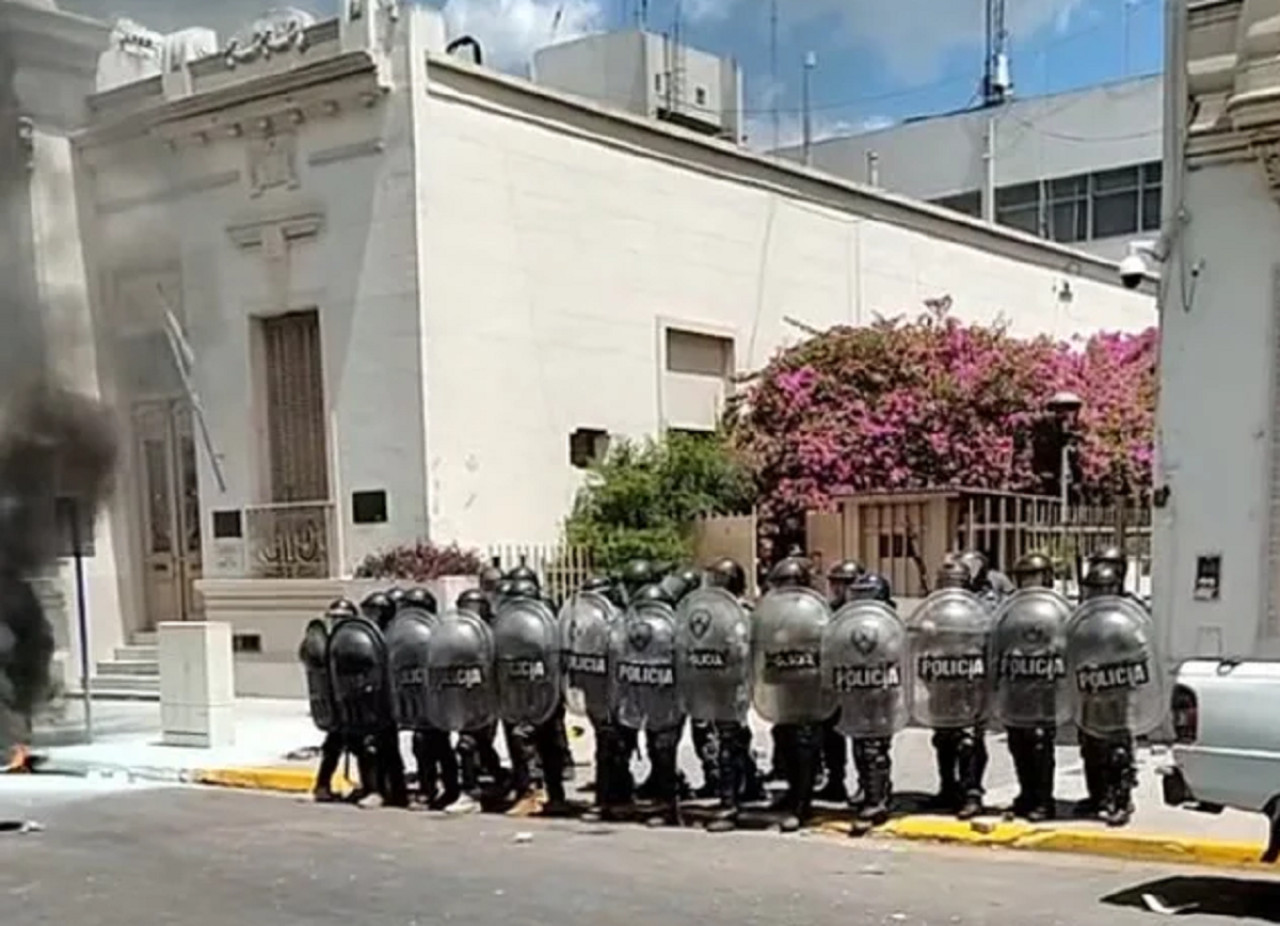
top-left (1253, 135), bottom-right (1280, 203)
top-left (224, 8), bottom-right (316, 68)
top-left (247, 131), bottom-right (300, 197)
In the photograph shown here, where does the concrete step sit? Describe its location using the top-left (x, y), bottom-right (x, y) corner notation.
top-left (68, 686), bottom-right (160, 702)
top-left (95, 659), bottom-right (159, 678)
top-left (86, 673), bottom-right (159, 693)
top-left (131, 631), bottom-right (158, 646)
top-left (115, 645), bottom-right (157, 662)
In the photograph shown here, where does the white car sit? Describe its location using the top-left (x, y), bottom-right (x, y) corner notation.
top-left (1161, 658), bottom-right (1280, 861)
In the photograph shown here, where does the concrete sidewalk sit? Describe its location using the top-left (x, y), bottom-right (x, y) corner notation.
top-left (19, 697), bottom-right (1277, 871)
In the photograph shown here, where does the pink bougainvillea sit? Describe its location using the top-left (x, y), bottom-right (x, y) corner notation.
top-left (726, 304), bottom-right (1157, 524)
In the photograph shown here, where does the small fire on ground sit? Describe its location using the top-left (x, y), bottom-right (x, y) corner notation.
top-left (2, 744), bottom-right (33, 774)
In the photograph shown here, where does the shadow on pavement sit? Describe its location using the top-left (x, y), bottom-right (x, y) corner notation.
top-left (1104, 876), bottom-right (1280, 922)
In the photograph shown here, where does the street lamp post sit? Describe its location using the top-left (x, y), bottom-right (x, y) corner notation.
top-left (1047, 390), bottom-right (1084, 515)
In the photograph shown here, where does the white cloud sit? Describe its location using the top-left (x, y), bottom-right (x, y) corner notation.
top-left (744, 110), bottom-right (892, 152)
top-left (715, 0), bottom-right (1087, 84)
top-left (440, 0), bottom-right (604, 72)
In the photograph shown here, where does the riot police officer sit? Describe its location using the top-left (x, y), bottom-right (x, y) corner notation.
top-left (816, 560), bottom-right (865, 804)
top-left (1071, 556), bottom-right (1153, 825)
top-left (358, 591), bottom-right (409, 808)
top-left (455, 589), bottom-right (505, 796)
top-left (614, 582), bottom-right (685, 825)
top-left (403, 586), bottom-right (439, 615)
top-left (754, 552), bottom-right (833, 830)
top-left (995, 552), bottom-right (1071, 822)
top-left (916, 560), bottom-right (990, 819)
top-left (701, 557), bottom-right (764, 800)
top-left (827, 572), bottom-right (905, 831)
top-left (302, 598), bottom-right (359, 802)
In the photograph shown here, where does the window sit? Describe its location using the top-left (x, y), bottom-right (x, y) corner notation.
top-left (933, 191), bottom-right (981, 218)
top-left (995, 182), bottom-right (1042, 235)
top-left (695, 86), bottom-right (707, 106)
top-left (1048, 174), bottom-right (1089, 243)
top-left (259, 310), bottom-right (328, 503)
top-left (1140, 161), bottom-right (1162, 232)
top-left (569, 428), bottom-right (610, 469)
top-left (1091, 166), bottom-right (1140, 239)
top-left (666, 328), bottom-right (732, 377)
top-left (654, 73), bottom-right (662, 92)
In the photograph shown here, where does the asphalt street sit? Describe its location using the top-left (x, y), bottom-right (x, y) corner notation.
top-left (2, 781), bottom-right (1280, 926)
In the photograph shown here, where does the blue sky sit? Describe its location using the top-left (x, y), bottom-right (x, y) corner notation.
top-left (61, 0), bottom-right (1164, 148)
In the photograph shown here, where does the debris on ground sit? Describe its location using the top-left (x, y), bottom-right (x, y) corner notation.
top-left (513, 832), bottom-right (534, 844)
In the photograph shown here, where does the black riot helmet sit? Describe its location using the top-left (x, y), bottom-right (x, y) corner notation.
top-left (386, 586), bottom-right (407, 611)
top-left (767, 551), bottom-right (813, 589)
top-left (828, 559), bottom-right (865, 586)
top-left (508, 576), bottom-right (541, 600)
top-left (935, 558), bottom-right (972, 590)
top-left (706, 557), bottom-right (747, 597)
top-left (847, 572), bottom-right (893, 604)
top-left (456, 588), bottom-right (493, 622)
top-left (403, 586), bottom-right (438, 614)
top-left (632, 583), bottom-right (675, 606)
top-left (958, 551), bottom-right (990, 590)
top-left (1012, 551), bottom-right (1055, 590)
top-left (676, 565), bottom-right (703, 592)
top-left (620, 559), bottom-right (655, 595)
top-left (359, 591), bottom-right (397, 630)
top-left (1089, 546), bottom-right (1129, 585)
top-left (1081, 560), bottom-right (1124, 599)
top-left (326, 597), bottom-right (359, 620)
top-left (658, 571), bottom-right (693, 604)
top-left (478, 557), bottom-right (504, 595)
top-left (581, 575), bottom-right (615, 593)
top-left (494, 576), bottom-right (517, 601)
top-left (507, 555), bottom-right (540, 589)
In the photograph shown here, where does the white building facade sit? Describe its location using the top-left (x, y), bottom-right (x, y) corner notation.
top-left (775, 76), bottom-right (1164, 262)
top-left (66, 2), bottom-right (1155, 695)
top-left (1153, 0), bottom-right (1280, 662)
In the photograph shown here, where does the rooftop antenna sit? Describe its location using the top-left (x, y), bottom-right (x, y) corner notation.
top-left (769, 0), bottom-right (779, 150)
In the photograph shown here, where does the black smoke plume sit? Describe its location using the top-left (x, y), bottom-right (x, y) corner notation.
top-left (0, 378), bottom-right (118, 755)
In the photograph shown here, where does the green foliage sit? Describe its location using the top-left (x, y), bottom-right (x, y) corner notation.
top-left (566, 431), bottom-right (755, 573)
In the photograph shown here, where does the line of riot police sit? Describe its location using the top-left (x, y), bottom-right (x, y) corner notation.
top-left (298, 544), bottom-right (1164, 832)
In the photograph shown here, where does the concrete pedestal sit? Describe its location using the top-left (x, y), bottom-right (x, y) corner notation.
top-left (158, 621), bottom-right (235, 748)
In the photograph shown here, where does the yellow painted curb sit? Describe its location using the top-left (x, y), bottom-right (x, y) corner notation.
top-left (871, 814), bottom-right (1273, 871)
top-left (193, 766), bottom-right (355, 794)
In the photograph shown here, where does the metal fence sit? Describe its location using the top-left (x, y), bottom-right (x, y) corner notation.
top-left (485, 543), bottom-right (594, 604)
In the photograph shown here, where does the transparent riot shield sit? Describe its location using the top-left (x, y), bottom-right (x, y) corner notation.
top-left (327, 615), bottom-right (392, 733)
top-left (991, 587), bottom-right (1072, 729)
top-left (751, 586), bottom-right (836, 725)
top-left (1067, 595), bottom-right (1166, 737)
top-left (493, 597), bottom-right (562, 726)
top-left (906, 588), bottom-right (992, 728)
top-left (557, 591), bottom-right (617, 722)
top-left (610, 599), bottom-right (684, 731)
top-left (821, 600), bottom-right (908, 739)
top-left (384, 610), bottom-right (435, 730)
top-left (425, 610), bottom-right (497, 733)
top-left (299, 618), bottom-right (336, 732)
top-left (675, 586), bottom-right (752, 723)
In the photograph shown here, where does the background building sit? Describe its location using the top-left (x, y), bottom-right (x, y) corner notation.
top-left (531, 29), bottom-right (745, 144)
top-left (773, 75), bottom-right (1163, 261)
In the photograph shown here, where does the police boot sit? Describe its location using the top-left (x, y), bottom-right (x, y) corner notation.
top-left (768, 725), bottom-right (798, 813)
top-left (428, 729), bottom-right (462, 810)
top-left (535, 721), bottom-right (571, 815)
top-left (457, 732), bottom-right (480, 793)
top-left (692, 721), bottom-right (721, 799)
top-left (1100, 738), bottom-right (1135, 828)
top-left (955, 726), bottom-right (986, 820)
top-left (378, 727), bottom-right (410, 809)
top-left (1076, 732), bottom-right (1106, 818)
top-left (646, 727), bottom-right (682, 827)
top-left (853, 737), bottom-right (893, 833)
top-left (705, 721), bottom-right (741, 833)
top-left (784, 723), bottom-right (821, 830)
top-left (584, 723), bottom-right (620, 822)
top-left (1004, 728), bottom-right (1033, 818)
top-left (930, 729), bottom-right (961, 811)
top-left (1027, 726), bottom-right (1057, 823)
top-left (314, 731), bottom-right (344, 802)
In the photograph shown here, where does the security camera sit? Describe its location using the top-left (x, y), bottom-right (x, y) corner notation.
top-left (1119, 239), bottom-right (1163, 290)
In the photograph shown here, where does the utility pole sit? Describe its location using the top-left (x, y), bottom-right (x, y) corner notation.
top-left (769, 0), bottom-right (779, 150)
top-left (980, 0), bottom-right (1010, 223)
top-left (802, 51), bottom-right (816, 165)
